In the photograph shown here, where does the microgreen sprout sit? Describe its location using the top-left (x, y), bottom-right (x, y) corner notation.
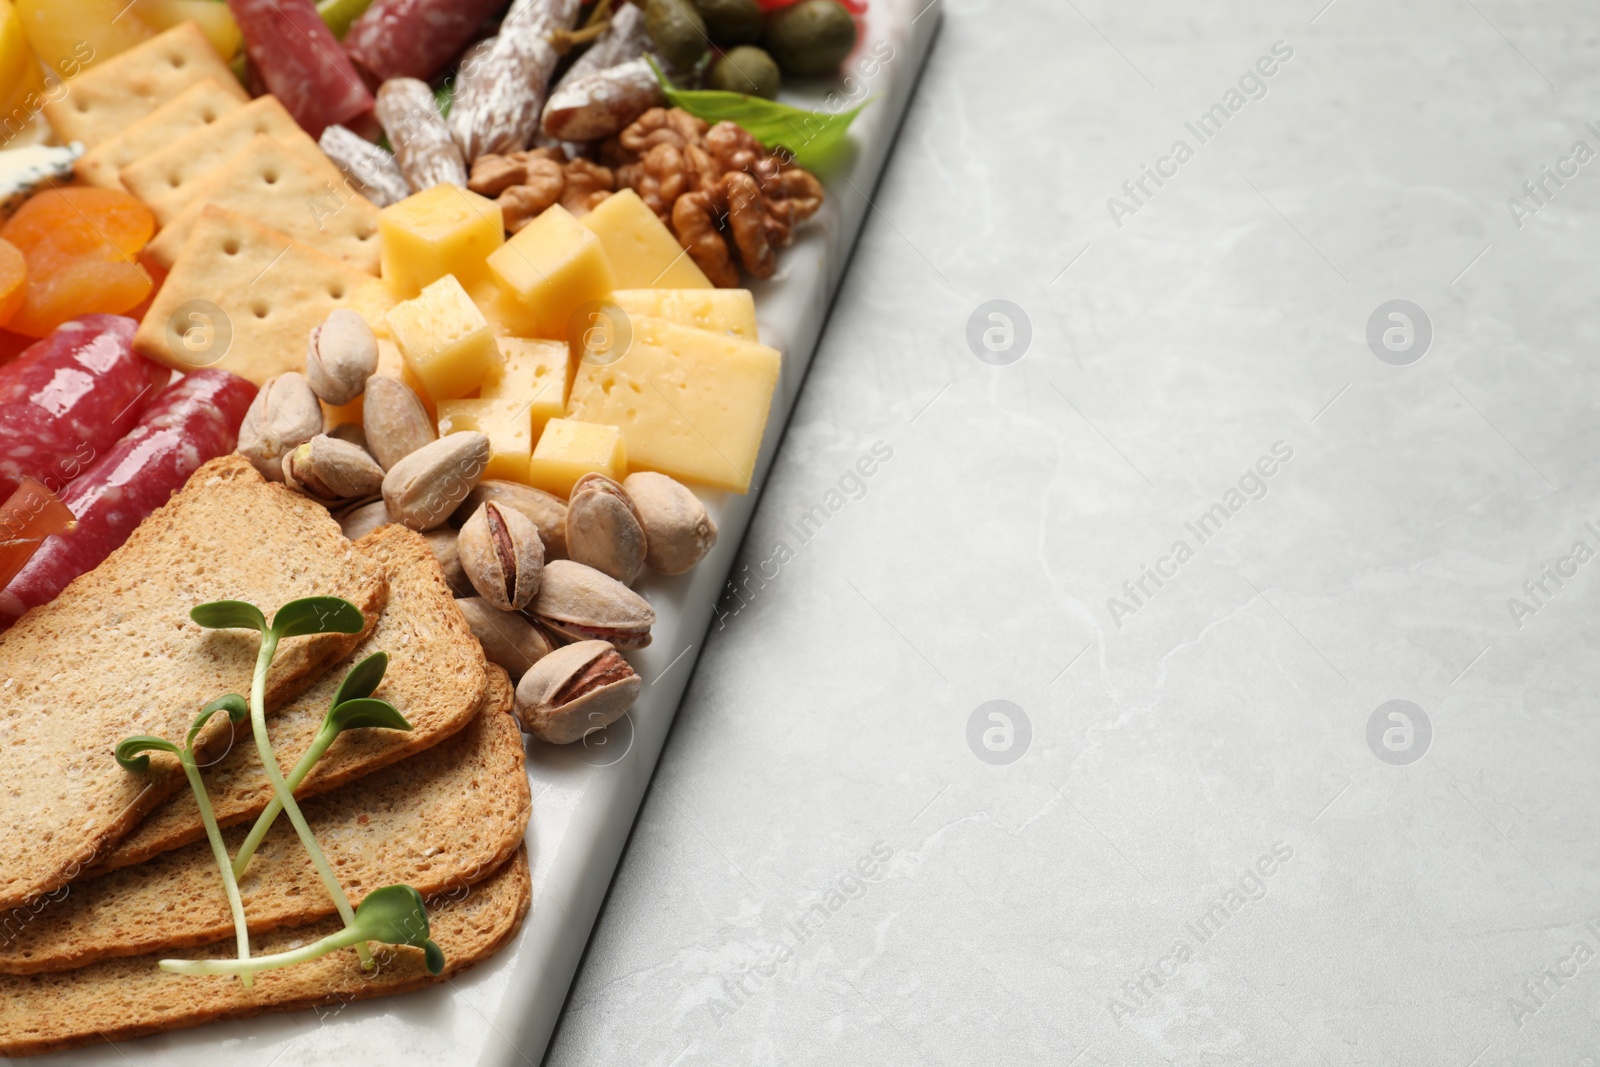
top-left (117, 693), bottom-right (255, 987)
top-left (232, 651), bottom-right (411, 878)
top-left (158, 884), bottom-right (445, 979)
top-left (190, 597), bottom-right (376, 968)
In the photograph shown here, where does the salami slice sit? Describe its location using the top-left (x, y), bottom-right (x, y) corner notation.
top-left (376, 78), bottom-right (468, 191)
top-left (0, 370), bottom-right (257, 627)
top-left (0, 315), bottom-right (169, 502)
top-left (450, 0), bottom-right (582, 160)
top-left (344, 0), bottom-right (506, 83)
top-left (227, 0), bottom-right (377, 139)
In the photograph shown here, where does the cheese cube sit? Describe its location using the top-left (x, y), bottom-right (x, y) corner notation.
top-left (386, 274), bottom-right (503, 403)
top-left (471, 277), bottom-right (541, 339)
top-left (486, 204), bottom-right (615, 339)
top-left (527, 418), bottom-right (625, 498)
top-left (437, 399), bottom-right (533, 483)
top-left (610, 288), bottom-right (758, 341)
top-left (380, 184), bottom-right (504, 299)
top-left (566, 316), bottom-right (780, 493)
top-left (580, 189), bottom-right (711, 290)
top-left (481, 336), bottom-right (569, 438)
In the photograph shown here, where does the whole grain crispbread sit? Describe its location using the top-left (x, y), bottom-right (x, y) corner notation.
top-left (0, 846), bottom-right (531, 1057)
top-left (0, 662), bottom-right (526, 974)
top-left (0, 456), bottom-right (386, 913)
top-left (92, 524), bottom-right (489, 873)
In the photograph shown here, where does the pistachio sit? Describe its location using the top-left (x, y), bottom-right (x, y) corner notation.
top-left (236, 372), bottom-right (322, 482)
top-left (566, 473), bottom-right (647, 584)
top-left (458, 500), bottom-right (545, 610)
top-left (423, 527), bottom-right (475, 597)
top-left (530, 559), bottom-right (654, 649)
top-left (362, 375), bottom-right (437, 470)
top-left (282, 434), bottom-right (386, 504)
top-left (305, 309), bottom-right (379, 406)
top-left (624, 471), bottom-right (717, 574)
top-left (453, 480), bottom-right (569, 559)
top-left (455, 596), bottom-right (557, 680)
top-left (513, 639), bottom-right (640, 743)
top-left (327, 420), bottom-right (369, 452)
top-left (338, 499), bottom-right (391, 541)
top-left (381, 432), bottom-right (490, 531)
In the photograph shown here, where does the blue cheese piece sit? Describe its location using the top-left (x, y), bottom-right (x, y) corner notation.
top-left (0, 142), bottom-right (84, 217)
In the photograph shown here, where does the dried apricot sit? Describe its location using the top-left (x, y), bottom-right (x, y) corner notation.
top-left (0, 187), bottom-right (154, 260)
top-left (6, 257), bottom-right (152, 338)
top-left (0, 237), bottom-right (23, 329)
top-left (0, 476), bottom-right (75, 589)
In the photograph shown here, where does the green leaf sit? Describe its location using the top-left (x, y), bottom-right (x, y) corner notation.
top-left (354, 885), bottom-right (445, 972)
top-left (332, 652), bottom-right (388, 708)
top-left (271, 597), bottom-right (365, 639)
top-left (186, 693), bottom-right (248, 750)
top-left (327, 698), bottom-right (412, 734)
top-left (115, 735), bottom-right (180, 773)
top-left (316, 0), bottom-right (374, 39)
top-left (646, 57), bottom-right (868, 171)
top-left (191, 601), bottom-right (266, 632)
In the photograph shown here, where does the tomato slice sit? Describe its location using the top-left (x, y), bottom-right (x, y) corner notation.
top-left (0, 476), bottom-right (75, 589)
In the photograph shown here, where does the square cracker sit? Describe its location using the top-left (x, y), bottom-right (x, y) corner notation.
top-left (122, 94), bottom-right (323, 225)
top-left (74, 78), bottom-right (243, 189)
top-left (144, 134), bottom-right (382, 273)
top-left (41, 23), bottom-right (245, 147)
top-left (133, 206), bottom-right (395, 386)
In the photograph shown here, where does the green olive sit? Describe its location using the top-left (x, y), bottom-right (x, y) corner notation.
top-left (693, 0), bottom-right (764, 45)
top-left (762, 0), bottom-right (855, 76)
top-left (645, 0), bottom-right (710, 70)
top-left (708, 45), bottom-right (781, 98)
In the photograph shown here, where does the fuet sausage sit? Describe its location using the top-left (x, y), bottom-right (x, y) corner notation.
top-left (227, 0), bottom-right (376, 139)
top-left (344, 0), bottom-right (507, 83)
top-left (375, 78), bottom-right (468, 192)
top-left (0, 315), bottom-right (169, 501)
top-left (450, 0), bottom-right (582, 160)
top-left (319, 125), bottom-right (411, 207)
top-left (0, 369), bottom-right (258, 627)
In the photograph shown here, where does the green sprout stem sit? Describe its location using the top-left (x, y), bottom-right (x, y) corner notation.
top-left (249, 632), bottom-right (374, 970)
top-left (179, 750), bottom-right (254, 989)
top-left (160, 921), bottom-right (369, 978)
top-left (231, 725), bottom-right (338, 879)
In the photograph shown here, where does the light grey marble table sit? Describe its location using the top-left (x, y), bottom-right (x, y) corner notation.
top-left (546, 1), bottom-right (1600, 1064)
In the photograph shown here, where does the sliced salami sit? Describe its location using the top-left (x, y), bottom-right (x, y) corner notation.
top-left (344, 0), bottom-right (507, 83)
top-left (0, 315), bottom-right (169, 502)
top-left (227, 0), bottom-right (376, 139)
top-left (450, 0), bottom-right (582, 160)
top-left (376, 78), bottom-right (468, 191)
top-left (0, 370), bottom-right (257, 627)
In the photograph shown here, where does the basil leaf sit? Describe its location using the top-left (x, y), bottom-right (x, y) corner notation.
top-left (327, 698), bottom-right (412, 734)
top-left (190, 601), bottom-right (266, 632)
top-left (332, 651), bottom-right (388, 707)
top-left (115, 735), bottom-right (181, 773)
top-left (647, 57), bottom-right (867, 171)
top-left (271, 597), bottom-right (366, 639)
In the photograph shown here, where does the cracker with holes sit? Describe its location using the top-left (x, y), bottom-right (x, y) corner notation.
top-left (121, 95), bottom-right (324, 225)
top-left (144, 135), bottom-right (383, 274)
top-left (133, 206), bottom-right (394, 386)
top-left (41, 23), bottom-right (246, 147)
top-left (74, 78), bottom-right (243, 190)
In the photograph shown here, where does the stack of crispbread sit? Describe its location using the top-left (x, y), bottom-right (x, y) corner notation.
top-left (0, 456), bottom-right (531, 1056)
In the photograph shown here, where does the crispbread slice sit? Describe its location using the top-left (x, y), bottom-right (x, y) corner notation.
top-left (0, 456), bottom-right (386, 913)
top-left (92, 525), bottom-right (490, 873)
top-left (144, 134), bottom-right (382, 272)
top-left (0, 846), bottom-right (530, 1057)
top-left (41, 23), bottom-right (246, 147)
top-left (0, 664), bottom-right (526, 974)
top-left (121, 95), bottom-right (325, 225)
top-left (132, 206), bottom-right (395, 386)
top-left (74, 78), bottom-right (243, 190)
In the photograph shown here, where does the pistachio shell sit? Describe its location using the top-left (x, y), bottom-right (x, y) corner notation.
top-left (513, 639), bottom-right (640, 743)
top-left (566, 473), bottom-right (647, 584)
top-left (624, 471), bottom-right (717, 574)
top-left (453, 480), bottom-right (569, 559)
top-left (456, 596), bottom-right (556, 681)
top-left (458, 501), bottom-right (545, 610)
top-left (530, 560), bottom-right (654, 649)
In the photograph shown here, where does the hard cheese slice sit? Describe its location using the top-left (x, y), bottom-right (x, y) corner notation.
top-left (566, 315), bottom-right (780, 493)
top-left (40, 22), bottom-right (245, 146)
top-left (580, 188), bottom-right (711, 289)
top-left (144, 134), bottom-right (382, 273)
top-left (133, 206), bottom-right (394, 386)
top-left (121, 94), bottom-right (326, 225)
top-left (73, 77), bottom-right (242, 189)
top-left (610, 288), bottom-right (758, 341)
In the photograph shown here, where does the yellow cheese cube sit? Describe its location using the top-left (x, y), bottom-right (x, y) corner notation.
top-left (487, 204), bottom-right (615, 339)
top-left (437, 399), bottom-right (533, 483)
top-left (580, 189), bottom-right (711, 290)
top-left (386, 275), bottom-right (503, 404)
top-left (566, 316), bottom-right (780, 493)
top-left (610, 288), bottom-right (758, 341)
top-left (380, 184), bottom-right (504, 299)
top-left (481, 336), bottom-right (569, 438)
top-left (527, 418), bottom-right (625, 498)
top-left (471, 277), bottom-right (542, 339)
